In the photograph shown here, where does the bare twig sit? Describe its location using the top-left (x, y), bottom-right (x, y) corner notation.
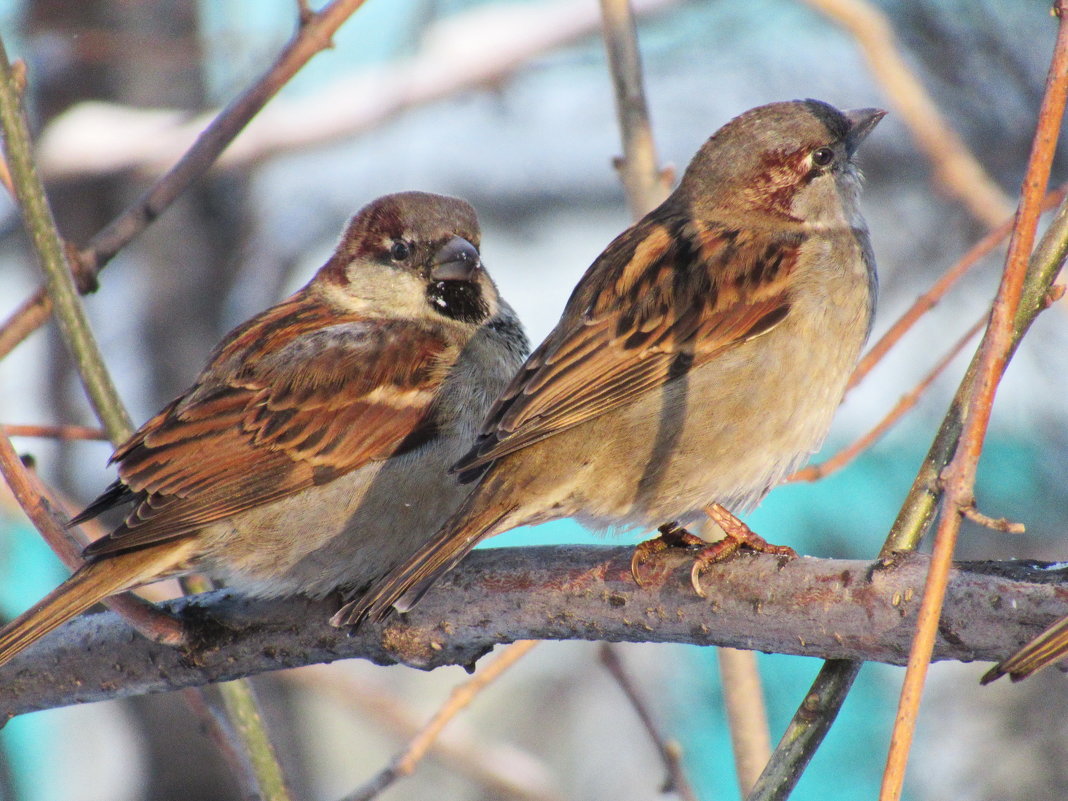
top-left (848, 186), bottom-right (1066, 391)
top-left (2, 424), bottom-right (108, 441)
top-left (793, 316), bottom-right (983, 483)
top-left (0, 37), bottom-right (133, 442)
top-left (0, 148), bottom-right (12, 197)
top-left (339, 640), bottom-right (540, 801)
top-left (717, 648), bottom-right (772, 795)
top-left (598, 0), bottom-right (672, 217)
top-left (0, 428), bottom-right (185, 646)
top-left (880, 6), bottom-right (1068, 799)
top-left (599, 644), bottom-right (698, 801)
top-left (962, 505), bottom-right (1025, 534)
top-left (745, 661), bottom-right (863, 801)
top-left (180, 687), bottom-right (265, 799)
top-left (288, 667), bottom-right (563, 801)
top-left (0, 291), bottom-right (51, 362)
top-left (218, 679), bottom-right (292, 801)
top-left (802, 0), bottom-right (1013, 228)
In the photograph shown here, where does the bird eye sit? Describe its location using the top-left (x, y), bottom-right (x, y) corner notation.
top-left (812, 147), bottom-right (835, 167)
top-left (390, 241), bottom-right (411, 262)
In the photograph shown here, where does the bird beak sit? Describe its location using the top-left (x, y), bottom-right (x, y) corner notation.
top-left (430, 236), bottom-right (481, 282)
top-left (843, 108), bottom-right (887, 156)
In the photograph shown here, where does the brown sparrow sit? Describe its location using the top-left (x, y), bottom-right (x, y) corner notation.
top-left (0, 191), bottom-right (528, 665)
top-left (337, 100), bottom-right (884, 627)
top-left (981, 617), bottom-right (1068, 683)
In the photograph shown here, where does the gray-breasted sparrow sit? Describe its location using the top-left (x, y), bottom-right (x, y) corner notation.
top-left (0, 191), bottom-right (528, 665)
top-left (338, 100), bottom-right (884, 627)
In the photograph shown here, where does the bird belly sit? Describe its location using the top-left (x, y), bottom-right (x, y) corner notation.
top-left (552, 291), bottom-right (868, 534)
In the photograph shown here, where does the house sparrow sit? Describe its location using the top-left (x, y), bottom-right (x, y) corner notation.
top-left (337, 100), bottom-right (883, 627)
top-left (0, 191), bottom-right (527, 666)
top-left (981, 618), bottom-right (1068, 683)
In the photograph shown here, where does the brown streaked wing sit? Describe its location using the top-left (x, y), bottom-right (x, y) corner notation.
top-left (455, 216), bottom-right (802, 471)
top-left (84, 301), bottom-right (454, 558)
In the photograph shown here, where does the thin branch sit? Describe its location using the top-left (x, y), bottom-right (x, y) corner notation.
top-left (880, 6), bottom-right (1068, 799)
top-left (218, 679), bottom-right (292, 801)
top-left (598, 0), bottom-right (672, 217)
top-left (2, 547), bottom-right (1066, 719)
top-left (599, 644), bottom-right (698, 801)
top-left (962, 505), bottom-right (1025, 534)
top-left (2, 424), bottom-right (108, 441)
top-left (744, 661), bottom-right (863, 801)
top-left (792, 315), bottom-right (983, 483)
top-left (717, 648), bottom-right (772, 796)
top-left (802, 0), bottom-right (1013, 229)
top-left (0, 427), bottom-right (186, 646)
top-left (287, 667), bottom-right (564, 801)
top-left (178, 573), bottom-right (294, 800)
top-left (0, 39), bottom-right (133, 442)
top-left (0, 290), bottom-right (50, 362)
top-left (339, 641), bottom-right (540, 801)
top-left (848, 186), bottom-right (1066, 391)
top-left (181, 687), bottom-right (266, 800)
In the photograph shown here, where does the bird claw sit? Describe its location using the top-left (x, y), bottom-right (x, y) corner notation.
top-left (632, 506), bottom-right (796, 596)
top-left (688, 503), bottom-right (798, 595)
top-left (630, 522), bottom-right (705, 587)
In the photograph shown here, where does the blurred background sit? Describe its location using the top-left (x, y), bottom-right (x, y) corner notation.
top-left (1, 0), bottom-right (1067, 799)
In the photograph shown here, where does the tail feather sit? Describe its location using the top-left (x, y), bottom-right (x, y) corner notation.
top-left (0, 542), bottom-right (190, 667)
top-left (981, 616), bottom-right (1068, 684)
top-left (333, 479), bottom-right (514, 628)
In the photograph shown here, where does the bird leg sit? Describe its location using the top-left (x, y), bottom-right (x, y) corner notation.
top-left (689, 503), bottom-right (797, 596)
top-left (630, 521), bottom-right (706, 587)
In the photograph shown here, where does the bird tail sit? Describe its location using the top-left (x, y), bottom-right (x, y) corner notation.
top-left (332, 474), bottom-right (515, 628)
top-left (0, 543), bottom-right (189, 668)
top-left (981, 615), bottom-right (1068, 684)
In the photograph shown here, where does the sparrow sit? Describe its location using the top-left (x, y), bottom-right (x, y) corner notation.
top-left (0, 191), bottom-right (528, 666)
top-left (337, 100), bottom-right (884, 627)
top-left (981, 617), bottom-right (1068, 683)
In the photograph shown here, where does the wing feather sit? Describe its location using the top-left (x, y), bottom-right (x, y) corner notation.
top-left (82, 291), bottom-right (456, 557)
top-left (454, 212), bottom-right (803, 473)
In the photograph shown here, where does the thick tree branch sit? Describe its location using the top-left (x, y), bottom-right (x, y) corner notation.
top-left (2, 547), bottom-right (1065, 720)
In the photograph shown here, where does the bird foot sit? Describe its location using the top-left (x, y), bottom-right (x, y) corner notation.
top-left (630, 521), bottom-right (706, 587)
top-left (689, 504), bottom-right (797, 597)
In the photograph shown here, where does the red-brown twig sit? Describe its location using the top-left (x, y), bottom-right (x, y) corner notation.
top-left (0, 292), bottom-right (51, 362)
top-left (849, 185), bottom-right (1066, 391)
top-left (2, 424), bottom-right (108, 441)
top-left (0, 429), bottom-right (185, 646)
top-left (600, 644), bottom-right (699, 801)
top-left (793, 316), bottom-right (984, 483)
top-left (339, 640), bottom-right (540, 801)
top-left (880, 5), bottom-right (1068, 799)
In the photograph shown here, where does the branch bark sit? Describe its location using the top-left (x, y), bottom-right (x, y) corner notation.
top-left (2, 546), bottom-right (1065, 720)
